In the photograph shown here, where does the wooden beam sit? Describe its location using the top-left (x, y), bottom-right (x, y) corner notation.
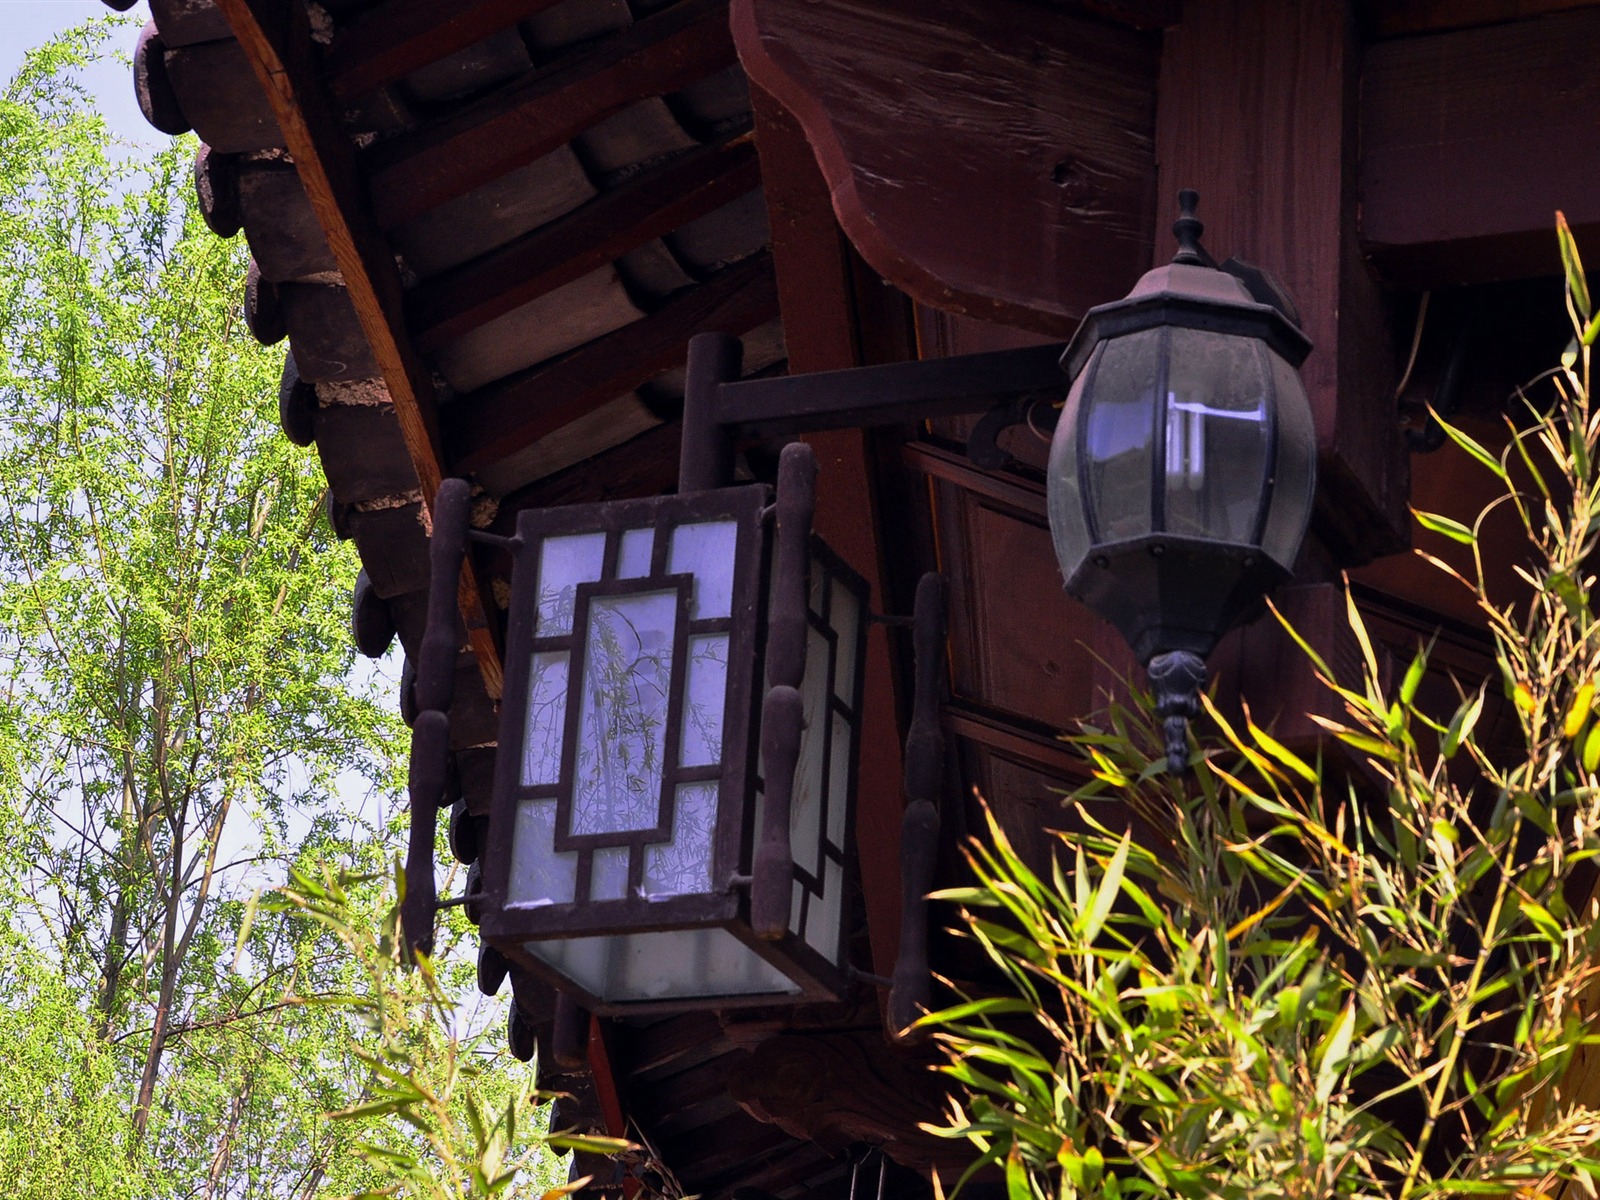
top-left (365, 0), bottom-right (736, 229)
top-left (1359, 8), bottom-right (1600, 287)
top-left (326, 0), bottom-right (568, 101)
top-left (941, 702), bottom-right (1088, 782)
top-left (733, 0), bottom-right (1159, 335)
top-left (1362, 0), bottom-right (1593, 39)
top-left (445, 253), bottom-right (777, 473)
top-left (413, 130), bottom-right (760, 351)
top-left (215, 0), bottom-right (504, 696)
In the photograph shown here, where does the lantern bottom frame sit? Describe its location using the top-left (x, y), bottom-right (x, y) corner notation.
top-left (1066, 532), bottom-right (1292, 663)
top-left (481, 902), bottom-right (856, 1017)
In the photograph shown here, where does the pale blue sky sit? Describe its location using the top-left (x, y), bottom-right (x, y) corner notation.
top-left (2, 0), bottom-right (155, 147)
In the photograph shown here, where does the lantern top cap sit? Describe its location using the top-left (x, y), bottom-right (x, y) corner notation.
top-left (1059, 189), bottom-right (1313, 379)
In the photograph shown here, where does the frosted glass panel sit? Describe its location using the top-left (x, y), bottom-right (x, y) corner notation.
top-left (643, 783), bottom-right (716, 898)
top-left (590, 846), bottom-right (631, 901)
top-left (527, 927), bottom-right (799, 1002)
top-left (668, 521), bottom-right (737, 619)
top-left (789, 626), bottom-right (831, 878)
top-left (831, 579), bottom-right (860, 705)
top-left (679, 634), bottom-right (728, 767)
top-left (536, 533), bottom-right (606, 635)
top-left (828, 711), bottom-right (851, 846)
top-left (572, 589), bottom-right (678, 835)
top-left (804, 858), bottom-right (844, 962)
top-left (521, 651), bottom-right (569, 786)
top-left (506, 799), bottom-right (577, 907)
top-left (616, 527), bottom-right (655, 579)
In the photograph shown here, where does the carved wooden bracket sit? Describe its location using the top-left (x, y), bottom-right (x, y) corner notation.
top-left (732, 0), bottom-right (1161, 336)
top-left (726, 1032), bottom-right (970, 1177)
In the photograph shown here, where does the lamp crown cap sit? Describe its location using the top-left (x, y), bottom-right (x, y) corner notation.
top-left (1172, 189), bottom-right (1208, 266)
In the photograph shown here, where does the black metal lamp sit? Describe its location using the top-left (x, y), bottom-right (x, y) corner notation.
top-left (475, 445), bottom-right (870, 1014)
top-left (1048, 191), bottom-right (1317, 772)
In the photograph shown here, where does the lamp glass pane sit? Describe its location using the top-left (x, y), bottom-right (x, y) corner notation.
top-left (526, 927), bottom-right (800, 1003)
top-left (831, 578), bottom-right (859, 705)
top-left (790, 624), bottom-right (831, 879)
top-left (1084, 329), bottom-right (1163, 541)
top-left (572, 589), bottom-right (678, 835)
top-left (1162, 328), bottom-right (1271, 543)
top-left (1047, 364), bottom-right (1093, 582)
top-left (590, 846), bottom-right (630, 901)
top-left (1260, 350), bottom-right (1317, 571)
top-left (507, 799), bottom-right (577, 906)
top-left (668, 520), bottom-right (738, 619)
top-left (521, 651), bottom-right (569, 786)
top-left (805, 857), bottom-right (844, 960)
top-left (642, 782), bottom-right (716, 898)
top-left (679, 633), bottom-right (728, 768)
top-left (828, 710), bottom-right (850, 847)
top-left (616, 527), bottom-right (655, 579)
top-left (537, 532), bottom-right (607, 635)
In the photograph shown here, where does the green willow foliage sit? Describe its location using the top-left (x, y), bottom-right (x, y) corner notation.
top-left (0, 27), bottom-right (552, 1199)
top-left (924, 223), bottom-right (1600, 1200)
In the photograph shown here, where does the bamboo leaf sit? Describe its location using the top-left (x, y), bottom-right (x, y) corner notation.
top-left (1082, 830), bottom-right (1131, 943)
top-left (1414, 509), bottom-right (1476, 544)
top-left (1559, 209), bottom-right (1592, 320)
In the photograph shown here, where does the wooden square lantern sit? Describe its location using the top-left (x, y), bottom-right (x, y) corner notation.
top-left (479, 475), bottom-right (869, 1014)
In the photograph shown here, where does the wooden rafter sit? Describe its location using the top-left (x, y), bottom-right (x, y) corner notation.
top-left (326, 0), bottom-right (570, 100)
top-left (214, 0), bottom-right (505, 696)
top-left (364, 0), bottom-right (737, 229)
top-left (445, 252), bottom-right (778, 473)
top-left (413, 130), bottom-right (761, 351)
top-left (1360, 6), bottom-right (1600, 286)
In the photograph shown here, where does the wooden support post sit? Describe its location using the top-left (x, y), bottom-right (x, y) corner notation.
top-left (746, 78), bottom-right (908, 981)
top-left (1155, 0), bottom-right (1406, 566)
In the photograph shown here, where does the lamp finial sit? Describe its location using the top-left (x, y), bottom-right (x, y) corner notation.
top-left (1172, 189), bottom-right (1206, 266)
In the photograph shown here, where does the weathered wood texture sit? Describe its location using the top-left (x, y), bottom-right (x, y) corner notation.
top-left (412, 132), bottom-right (760, 351)
top-left (1360, 0), bottom-right (1594, 37)
top-left (1157, 0), bottom-right (1406, 565)
top-left (749, 79), bottom-right (907, 981)
top-left (213, 0), bottom-right (504, 693)
top-left (1359, 8), bottom-right (1600, 286)
top-left (325, 0), bottom-right (568, 99)
top-left (733, 0), bottom-right (1159, 337)
top-left (444, 252), bottom-right (778, 474)
top-left (364, 0), bottom-right (737, 229)
top-left (727, 1034), bottom-right (968, 1176)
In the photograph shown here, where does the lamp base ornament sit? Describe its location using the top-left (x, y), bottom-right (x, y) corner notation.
top-left (1147, 650), bottom-right (1207, 774)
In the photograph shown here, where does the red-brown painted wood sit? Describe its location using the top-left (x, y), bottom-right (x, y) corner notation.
top-left (749, 79), bottom-right (909, 982)
top-left (1362, 0), bottom-right (1594, 38)
top-left (365, 0), bottom-right (737, 229)
top-left (1156, 0), bottom-right (1407, 564)
top-left (1360, 7), bottom-right (1600, 286)
top-left (733, 0), bottom-right (1160, 337)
